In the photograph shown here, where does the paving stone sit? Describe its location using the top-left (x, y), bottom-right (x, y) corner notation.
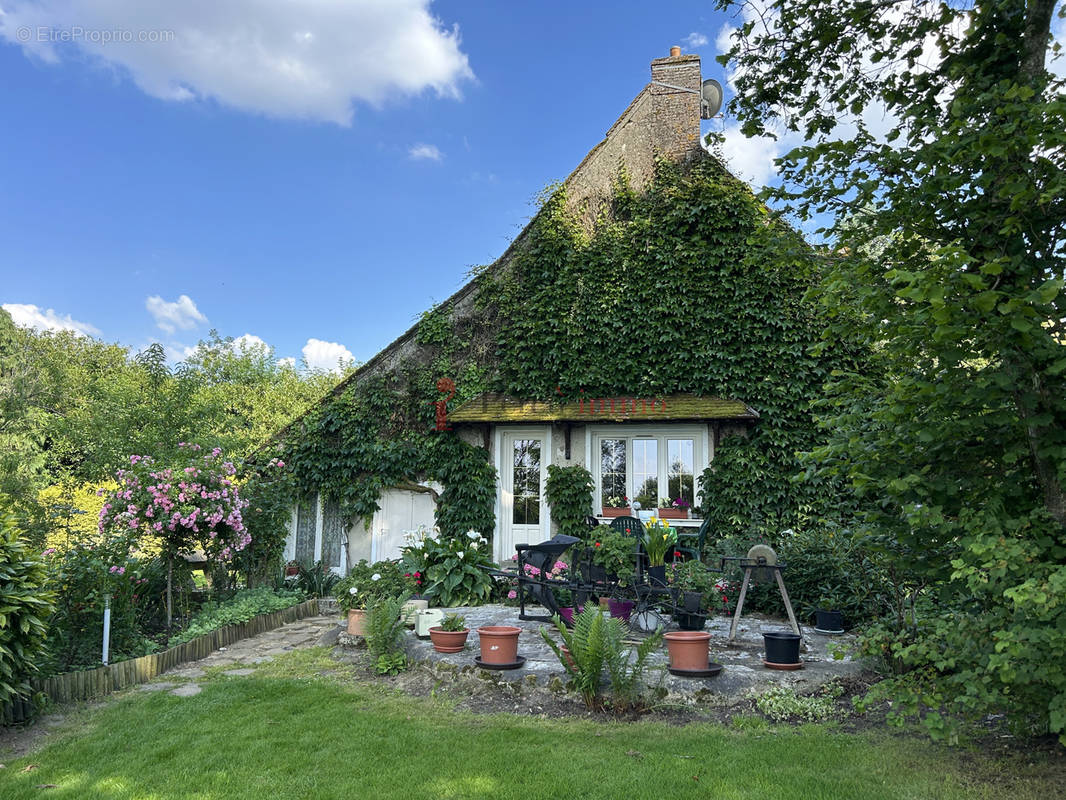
top-left (252, 656), bottom-right (275, 664)
top-left (167, 667), bottom-right (206, 679)
top-left (222, 668), bottom-right (256, 677)
top-left (169, 684), bottom-right (202, 697)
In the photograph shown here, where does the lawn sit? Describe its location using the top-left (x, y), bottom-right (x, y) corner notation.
top-left (0, 649), bottom-right (1061, 800)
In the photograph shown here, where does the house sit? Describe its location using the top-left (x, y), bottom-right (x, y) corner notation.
top-left (280, 49), bottom-right (842, 572)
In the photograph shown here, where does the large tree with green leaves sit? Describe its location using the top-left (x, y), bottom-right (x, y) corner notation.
top-left (719, 0), bottom-right (1065, 740)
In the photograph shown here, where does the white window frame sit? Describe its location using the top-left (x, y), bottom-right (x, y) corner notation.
top-left (285, 493), bottom-right (346, 576)
top-left (588, 425), bottom-right (711, 516)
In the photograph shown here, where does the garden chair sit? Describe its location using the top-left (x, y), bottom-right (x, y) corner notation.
top-left (609, 515), bottom-right (644, 537)
top-left (675, 516), bottom-right (712, 562)
top-left (514, 534), bottom-right (581, 623)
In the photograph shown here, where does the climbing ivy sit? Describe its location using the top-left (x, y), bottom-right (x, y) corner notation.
top-left (545, 464), bottom-right (595, 540)
top-left (271, 156), bottom-right (862, 548)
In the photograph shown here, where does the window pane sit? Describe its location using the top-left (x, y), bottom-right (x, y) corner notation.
top-left (667, 439), bottom-right (695, 508)
top-left (600, 439), bottom-right (627, 507)
top-left (632, 439), bottom-right (658, 508)
top-left (295, 494), bottom-right (316, 564)
top-left (512, 439), bottom-right (540, 525)
top-left (321, 499), bottom-right (344, 569)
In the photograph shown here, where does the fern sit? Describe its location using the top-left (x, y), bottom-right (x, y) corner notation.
top-left (364, 596), bottom-right (408, 664)
top-left (541, 605), bottom-right (659, 712)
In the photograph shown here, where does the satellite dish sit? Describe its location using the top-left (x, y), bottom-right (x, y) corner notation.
top-left (700, 78), bottom-right (723, 119)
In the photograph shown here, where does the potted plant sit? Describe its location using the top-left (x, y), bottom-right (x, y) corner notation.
top-left (601, 495), bottom-right (630, 518)
top-left (429, 613), bottom-right (469, 653)
top-left (657, 497), bottom-right (690, 520)
top-left (667, 559), bottom-right (714, 630)
top-left (335, 579), bottom-right (369, 636)
top-left (642, 517), bottom-right (678, 586)
top-left (589, 531), bottom-right (638, 619)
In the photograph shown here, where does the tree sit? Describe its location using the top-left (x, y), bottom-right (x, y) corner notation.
top-left (718, 0), bottom-right (1066, 740)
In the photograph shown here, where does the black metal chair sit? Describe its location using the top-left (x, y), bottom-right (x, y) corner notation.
top-left (514, 534), bottom-right (581, 623)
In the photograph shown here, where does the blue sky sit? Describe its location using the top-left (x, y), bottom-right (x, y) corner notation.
top-left (0, 1), bottom-right (778, 371)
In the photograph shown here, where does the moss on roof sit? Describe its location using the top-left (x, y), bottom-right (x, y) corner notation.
top-left (448, 393), bottom-right (758, 423)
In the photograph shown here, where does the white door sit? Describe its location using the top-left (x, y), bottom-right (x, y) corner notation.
top-left (498, 428), bottom-right (550, 561)
top-left (372, 489), bottom-right (437, 562)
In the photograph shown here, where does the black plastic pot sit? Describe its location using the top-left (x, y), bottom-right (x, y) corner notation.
top-left (814, 609), bottom-right (844, 633)
top-left (674, 612), bottom-right (706, 631)
top-left (646, 564), bottom-right (667, 586)
top-left (763, 631), bottom-right (801, 665)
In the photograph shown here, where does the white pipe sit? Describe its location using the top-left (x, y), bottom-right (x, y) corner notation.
top-left (102, 595), bottom-right (111, 665)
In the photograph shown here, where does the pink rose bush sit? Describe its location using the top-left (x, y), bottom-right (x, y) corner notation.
top-left (99, 443), bottom-right (251, 562)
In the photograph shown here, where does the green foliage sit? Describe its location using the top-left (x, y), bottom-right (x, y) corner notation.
top-left (588, 531), bottom-right (638, 586)
top-left (334, 560), bottom-right (414, 613)
top-left (542, 606), bottom-right (662, 713)
top-left (439, 613), bottom-right (467, 632)
top-left (719, 0), bottom-right (1066, 742)
top-left (420, 533), bottom-right (495, 607)
top-left (755, 682), bottom-right (843, 723)
top-left (291, 559), bottom-right (341, 598)
top-left (167, 588), bottom-right (304, 647)
top-left (235, 457), bottom-right (295, 587)
top-left (641, 518), bottom-right (678, 567)
top-left (545, 464), bottom-right (594, 539)
top-left (364, 596), bottom-right (408, 673)
top-left (0, 509), bottom-right (54, 706)
top-left (666, 559), bottom-right (717, 600)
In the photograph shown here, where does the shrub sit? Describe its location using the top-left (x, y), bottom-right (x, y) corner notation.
top-left (40, 529), bottom-right (158, 675)
top-left (545, 465), bottom-right (594, 539)
top-left (364, 596), bottom-right (408, 674)
top-left (417, 532), bottom-right (495, 607)
top-left (0, 510), bottom-right (54, 705)
top-left (755, 682), bottom-right (843, 723)
top-left (292, 559), bottom-right (340, 598)
top-left (167, 588), bottom-right (304, 647)
top-left (541, 606), bottom-right (662, 712)
top-left (335, 560), bottom-right (414, 613)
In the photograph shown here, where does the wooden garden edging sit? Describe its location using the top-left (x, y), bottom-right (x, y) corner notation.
top-left (2, 598), bottom-right (320, 725)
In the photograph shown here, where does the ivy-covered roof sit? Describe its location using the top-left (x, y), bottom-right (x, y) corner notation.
top-left (449, 393), bottom-right (758, 423)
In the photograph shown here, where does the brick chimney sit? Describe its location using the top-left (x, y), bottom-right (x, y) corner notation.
top-left (649, 48), bottom-right (702, 159)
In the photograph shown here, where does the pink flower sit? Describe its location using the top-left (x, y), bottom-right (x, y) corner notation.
top-left (507, 590), bottom-right (517, 600)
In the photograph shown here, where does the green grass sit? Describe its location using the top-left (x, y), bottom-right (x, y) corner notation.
top-left (0, 649), bottom-right (1061, 800)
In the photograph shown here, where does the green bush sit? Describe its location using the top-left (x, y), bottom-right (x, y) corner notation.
top-left (334, 560), bottom-right (414, 613)
top-left (0, 510), bottom-right (54, 705)
top-left (167, 588), bottom-right (304, 647)
top-left (541, 606), bottom-right (661, 712)
top-left (416, 533), bottom-right (495, 607)
top-left (364, 596), bottom-right (408, 675)
top-left (40, 530), bottom-right (159, 675)
top-left (545, 465), bottom-right (594, 540)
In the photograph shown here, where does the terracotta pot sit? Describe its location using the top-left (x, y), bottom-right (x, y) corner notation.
top-left (560, 644), bottom-right (576, 670)
top-left (601, 507), bottom-right (629, 517)
top-left (664, 630), bottom-right (712, 671)
top-left (346, 608), bottom-right (367, 636)
top-left (429, 627), bottom-right (469, 653)
top-left (657, 508), bottom-right (685, 519)
top-left (477, 625), bottom-right (521, 664)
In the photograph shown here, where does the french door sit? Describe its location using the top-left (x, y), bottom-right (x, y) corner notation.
top-left (497, 428), bottom-right (551, 561)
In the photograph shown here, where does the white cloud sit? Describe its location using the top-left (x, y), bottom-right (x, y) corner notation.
top-left (2, 302), bottom-right (101, 336)
top-left (718, 123), bottom-right (794, 189)
top-left (409, 142), bottom-right (443, 161)
top-left (302, 338), bottom-right (353, 373)
top-left (276, 356), bottom-right (297, 369)
top-left (146, 294), bottom-right (207, 333)
top-left (0, 0), bottom-right (474, 125)
top-left (231, 332), bottom-right (269, 353)
top-left (683, 32), bottom-right (708, 49)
